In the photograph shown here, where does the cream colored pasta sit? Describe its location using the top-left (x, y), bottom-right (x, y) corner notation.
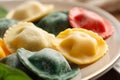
top-left (6, 1), bottom-right (54, 22)
top-left (3, 22), bottom-right (56, 53)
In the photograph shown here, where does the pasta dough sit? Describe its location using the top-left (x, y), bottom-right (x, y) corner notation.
top-left (3, 22), bottom-right (56, 53)
top-left (6, 1), bottom-right (54, 22)
top-left (53, 28), bottom-right (108, 64)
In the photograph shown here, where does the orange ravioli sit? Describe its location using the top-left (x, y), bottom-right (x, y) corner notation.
top-left (0, 38), bottom-right (11, 56)
top-left (0, 46), bottom-right (6, 58)
top-left (0, 38), bottom-right (7, 58)
top-left (53, 28), bottom-right (108, 65)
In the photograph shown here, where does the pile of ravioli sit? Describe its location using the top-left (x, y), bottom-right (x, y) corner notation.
top-left (0, 1), bottom-right (114, 80)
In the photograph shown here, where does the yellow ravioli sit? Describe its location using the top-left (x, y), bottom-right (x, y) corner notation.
top-left (3, 22), bottom-right (56, 53)
top-left (6, 1), bottom-right (54, 22)
top-left (53, 28), bottom-right (108, 65)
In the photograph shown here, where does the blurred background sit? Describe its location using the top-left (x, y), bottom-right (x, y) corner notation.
top-left (75, 0), bottom-right (120, 21)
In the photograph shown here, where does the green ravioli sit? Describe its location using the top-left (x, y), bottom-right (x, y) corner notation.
top-left (17, 48), bottom-right (80, 80)
top-left (36, 11), bottom-right (71, 35)
top-left (0, 18), bottom-right (18, 37)
top-left (0, 48), bottom-right (80, 80)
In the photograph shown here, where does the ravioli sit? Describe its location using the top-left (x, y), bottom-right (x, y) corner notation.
top-left (53, 28), bottom-right (108, 64)
top-left (3, 22), bottom-right (56, 53)
top-left (0, 48), bottom-right (80, 80)
top-left (6, 1), bottom-right (54, 22)
top-left (36, 11), bottom-right (71, 35)
top-left (17, 48), bottom-right (80, 80)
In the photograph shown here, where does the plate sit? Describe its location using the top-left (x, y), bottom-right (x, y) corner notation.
top-left (0, 0), bottom-right (120, 80)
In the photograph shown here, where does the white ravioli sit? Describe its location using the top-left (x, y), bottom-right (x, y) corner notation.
top-left (6, 1), bottom-right (54, 22)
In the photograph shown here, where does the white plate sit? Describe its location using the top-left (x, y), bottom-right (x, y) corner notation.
top-left (0, 0), bottom-right (120, 80)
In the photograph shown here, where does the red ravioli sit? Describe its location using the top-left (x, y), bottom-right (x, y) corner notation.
top-left (69, 7), bottom-right (114, 39)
